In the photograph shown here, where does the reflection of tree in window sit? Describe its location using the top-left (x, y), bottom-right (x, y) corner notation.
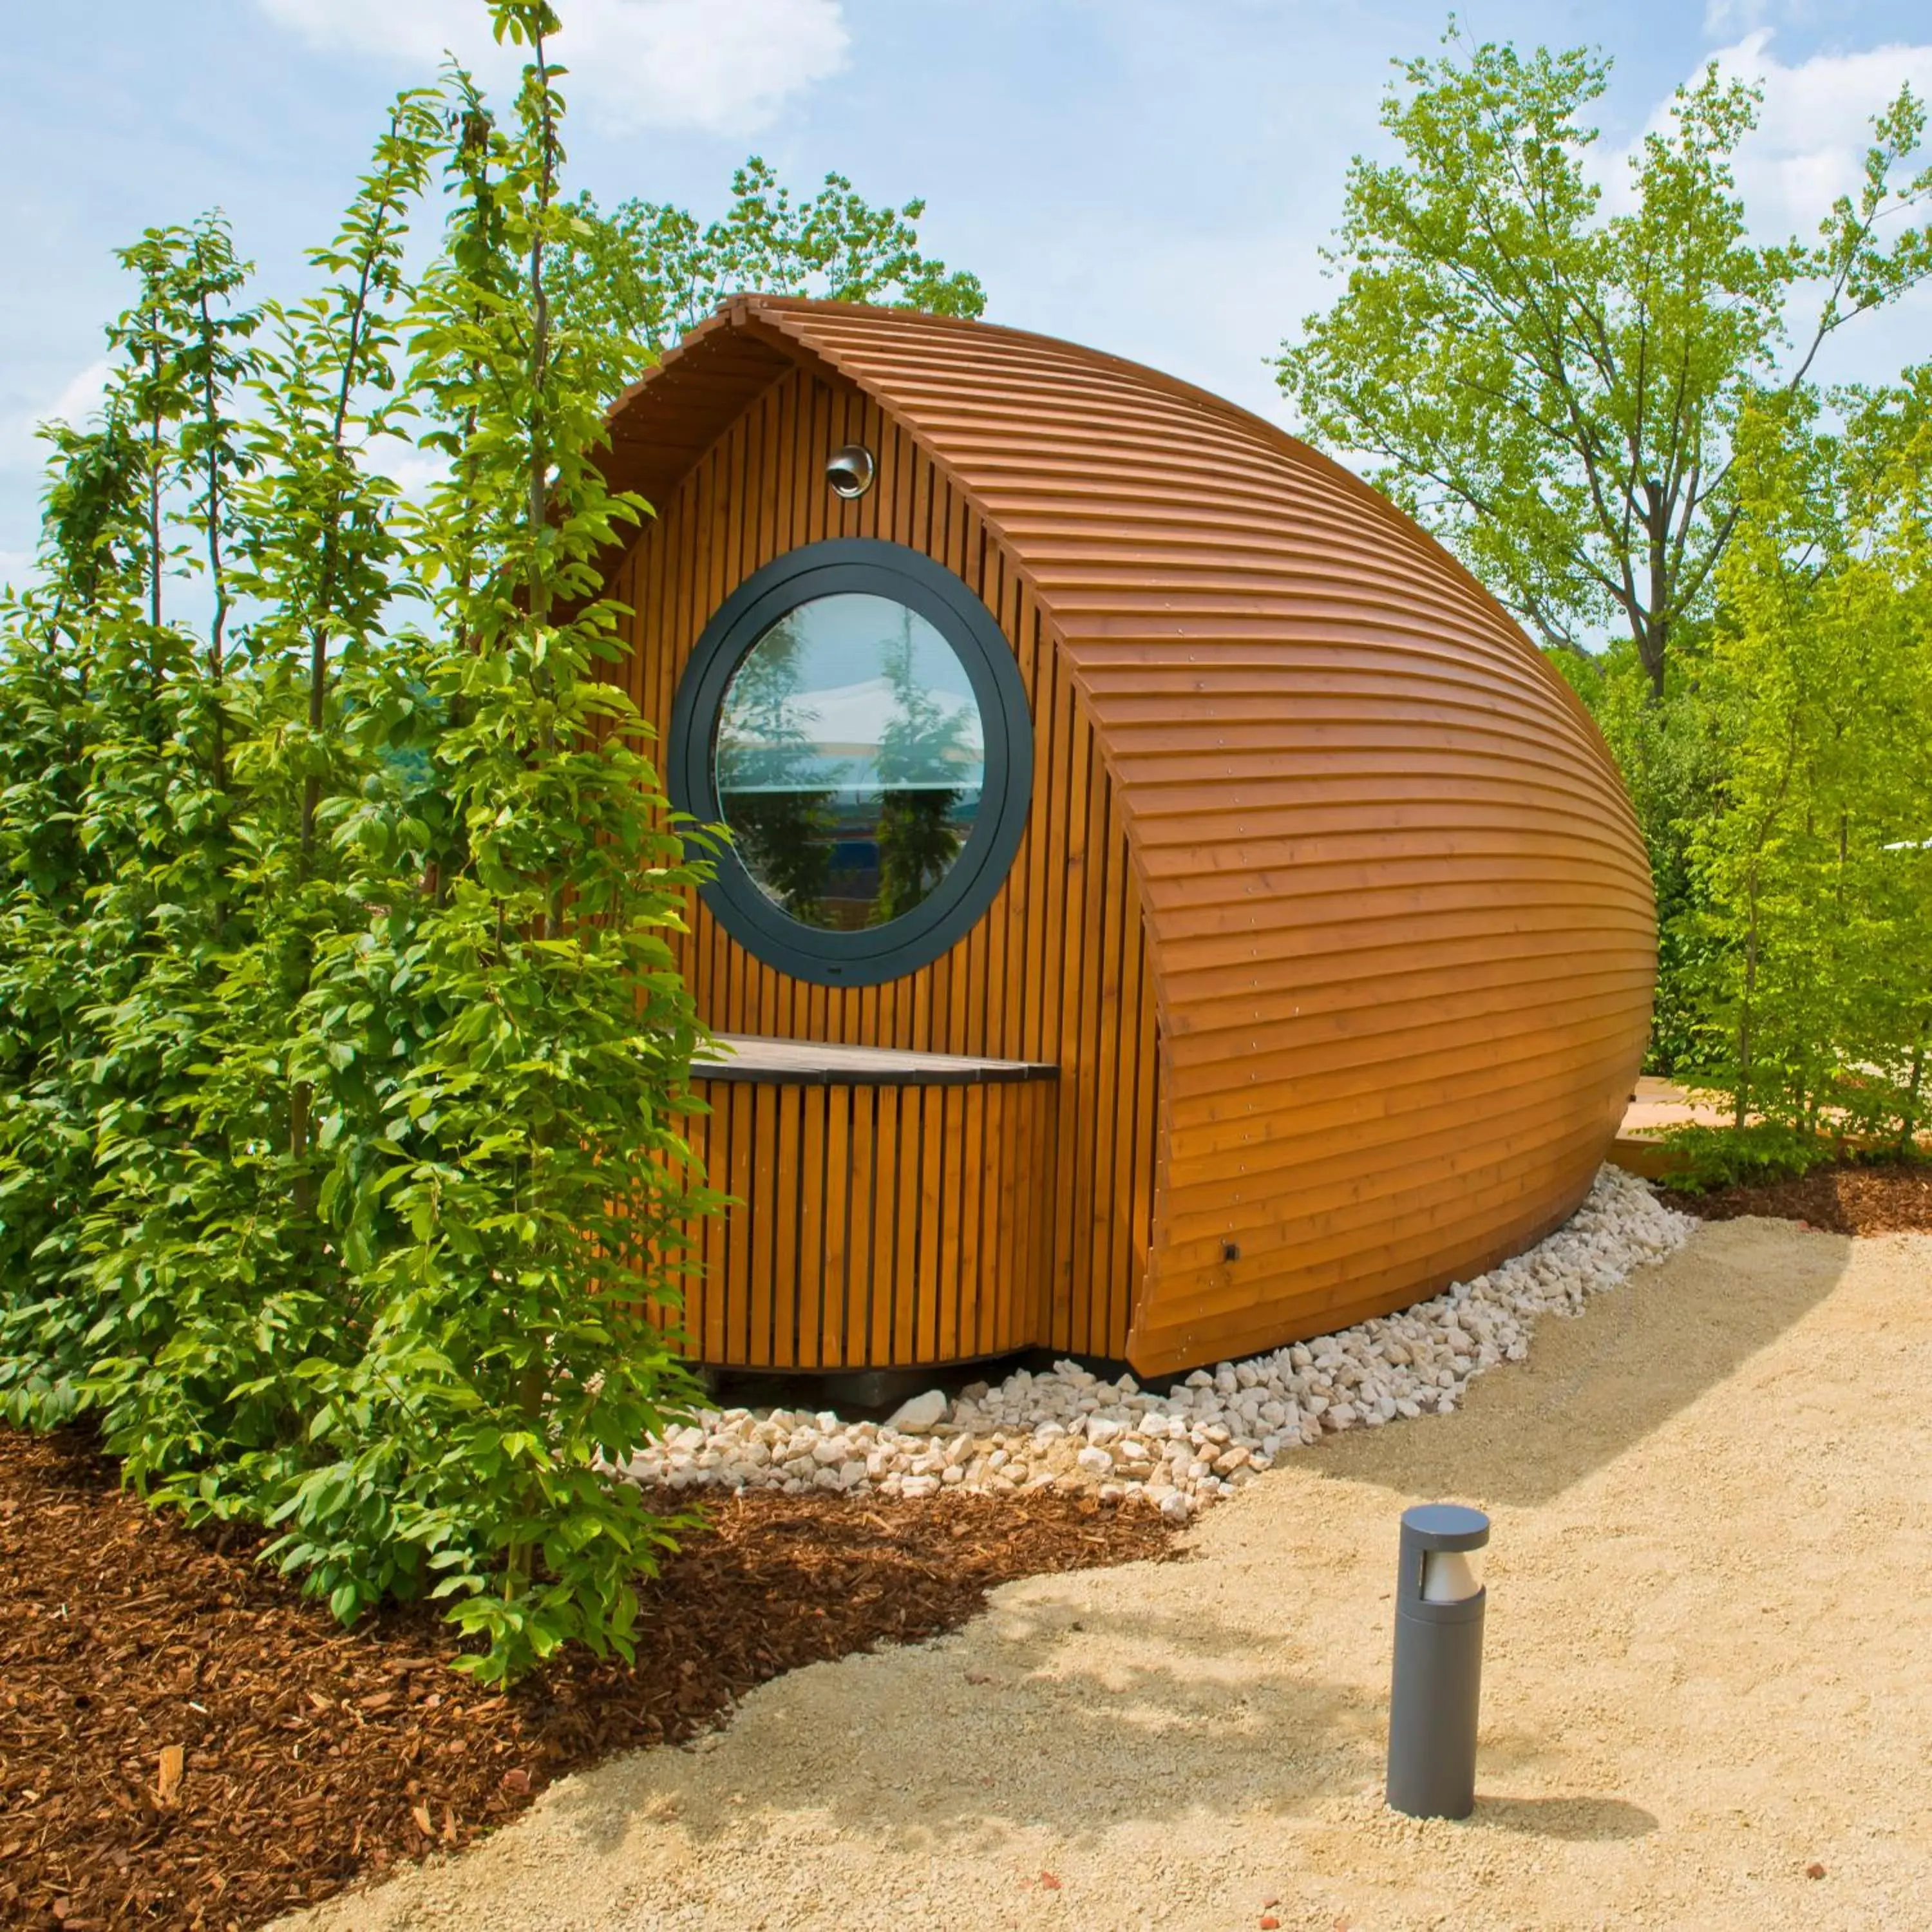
top-left (714, 612), bottom-right (840, 923)
top-left (873, 603), bottom-right (970, 924)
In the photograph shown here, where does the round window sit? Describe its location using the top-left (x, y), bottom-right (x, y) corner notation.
top-left (716, 594), bottom-right (985, 930)
top-left (670, 540), bottom-right (1032, 986)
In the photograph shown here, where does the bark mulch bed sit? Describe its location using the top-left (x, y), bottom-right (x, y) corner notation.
top-left (1671, 1159), bottom-right (1932, 1237)
top-left (1, 1428), bottom-right (1175, 1932)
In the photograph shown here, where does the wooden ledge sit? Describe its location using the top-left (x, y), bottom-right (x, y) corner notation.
top-left (691, 1034), bottom-right (1059, 1089)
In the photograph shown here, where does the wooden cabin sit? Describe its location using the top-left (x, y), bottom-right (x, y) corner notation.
top-left (597, 298), bottom-right (1654, 1379)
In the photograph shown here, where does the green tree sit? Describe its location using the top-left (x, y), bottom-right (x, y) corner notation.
top-left (0, 216), bottom-right (259, 1430)
top-left (1277, 24), bottom-right (1932, 695)
top-left (1547, 641), bottom-right (1725, 1068)
top-left (248, 8), bottom-right (719, 1678)
top-left (77, 114), bottom-right (446, 1526)
top-left (0, 410), bottom-right (146, 1422)
top-left (554, 155), bottom-right (987, 397)
top-left (1676, 373), bottom-right (1932, 1154)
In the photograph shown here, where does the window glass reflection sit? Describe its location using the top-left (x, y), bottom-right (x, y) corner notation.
top-left (713, 592), bottom-right (987, 931)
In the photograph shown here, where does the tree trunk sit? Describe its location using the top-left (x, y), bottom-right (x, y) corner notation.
top-left (1900, 1018), bottom-right (1929, 1157)
top-left (1634, 610), bottom-right (1667, 701)
top-left (1736, 878), bottom-right (1760, 1133)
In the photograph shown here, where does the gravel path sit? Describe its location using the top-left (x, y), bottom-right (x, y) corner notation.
top-left (276, 1218), bottom-right (1932, 1931)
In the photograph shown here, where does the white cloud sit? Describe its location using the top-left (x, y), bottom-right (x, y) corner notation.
top-left (1602, 31), bottom-right (1932, 242)
top-left (2, 358), bottom-right (111, 475)
top-left (254, 0), bottom-right (849, 136)
top-left (1590, 30), bottom-right (1932, 388)
top-left (1701, 0), bottom-right (1770, 37)
top-left (360, 430), bottom-right (454, 500)
top-left (40, 359), bottom-right (112, 430)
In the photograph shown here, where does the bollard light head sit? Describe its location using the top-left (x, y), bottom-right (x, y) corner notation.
top-left (1397, 1503), bottom-right (1490, 1608)
top-left (1400, 1502), bottom-right (1490, 1549)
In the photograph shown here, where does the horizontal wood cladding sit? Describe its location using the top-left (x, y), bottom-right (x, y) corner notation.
top-left (676, 1073), bottom-right (1057, 1370)
top-left (609, 360), bottom-right (1159, 1370)
top-left (705, 301), bottom-right (1656, 1377)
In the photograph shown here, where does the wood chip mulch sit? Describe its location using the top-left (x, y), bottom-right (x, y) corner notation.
top-left (0, 1427), bottom-right (1175, 1932)
top-left (1672, 1159), bottom-right (1932, 1236)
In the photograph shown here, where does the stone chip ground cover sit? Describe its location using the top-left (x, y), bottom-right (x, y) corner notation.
top-left (620, 1165), bottom-right (1695, 1517)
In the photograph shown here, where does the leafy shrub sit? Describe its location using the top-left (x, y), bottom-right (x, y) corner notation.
top-left (0, 6), bottom-right (719, 1683)
top-left (1656, 1122), bottom-right (1848, 1195)
top-left (1668, 388), bottom-right (1932, 1157)
top-left (1, 0), bottom-right (985, 1680)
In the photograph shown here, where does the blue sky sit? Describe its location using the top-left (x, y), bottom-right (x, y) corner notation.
top-left (4, 0), bottom-right (1929, 582)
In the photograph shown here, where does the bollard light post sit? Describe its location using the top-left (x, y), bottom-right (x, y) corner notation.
top-left (1385, 1502), bottom-right (1491, 1820)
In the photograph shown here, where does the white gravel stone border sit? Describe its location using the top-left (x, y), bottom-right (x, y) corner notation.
top-left (615, 1164), bottom-right (1694, 1523)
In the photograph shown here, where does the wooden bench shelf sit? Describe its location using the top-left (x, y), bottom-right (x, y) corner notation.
top-left (693, 1035), bottom-right (1058, 1089)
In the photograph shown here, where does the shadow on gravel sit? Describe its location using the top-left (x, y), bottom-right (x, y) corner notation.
top-left (539, 1599), bottom-right (1390, 1854)
top-left (516, 1230), bottom-right (1856, 1870)
top-left (540, 1593), bottom-right (1661, 1860)
top-left (1474, 1794), bottom-right (1658, 1841)
top-left (1305, 1219), bottom-right (1854, 1508)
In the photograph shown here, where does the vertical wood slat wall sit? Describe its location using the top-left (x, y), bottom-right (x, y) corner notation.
top-left (610, 362), bottom-right (1159, 1368)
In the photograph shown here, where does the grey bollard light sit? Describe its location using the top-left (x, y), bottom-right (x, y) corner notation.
top-left (1385, 1502), bottom-right (1491, 1820)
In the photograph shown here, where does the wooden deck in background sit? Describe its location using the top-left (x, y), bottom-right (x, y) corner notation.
top-left (1610, 1077), bottom-right (1931, 1179)
top-left (1608, 1077), bottom-right (1729, 1178)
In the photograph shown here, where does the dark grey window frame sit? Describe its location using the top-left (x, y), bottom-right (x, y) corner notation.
top-left (668, 538), bottom-right (1034, 987)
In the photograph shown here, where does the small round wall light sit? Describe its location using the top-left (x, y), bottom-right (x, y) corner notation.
top-left (826, 443), bottom-right (876, 499)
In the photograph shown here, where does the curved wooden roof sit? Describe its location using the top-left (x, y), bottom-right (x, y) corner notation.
top-left (605, 298), bottom-right (1655, 1374)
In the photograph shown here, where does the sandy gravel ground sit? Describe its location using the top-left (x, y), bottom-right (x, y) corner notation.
top-left (277, 1218), bottom-right (1932, 1932)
